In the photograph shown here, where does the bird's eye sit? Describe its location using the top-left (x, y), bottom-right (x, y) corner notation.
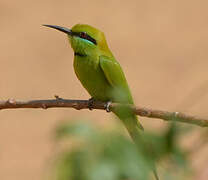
top-left (77, 31), bottom-right (97, 45)
top-left (80, 32), bottom-right (87, 39)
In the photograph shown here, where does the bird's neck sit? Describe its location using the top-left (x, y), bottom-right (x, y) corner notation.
top-left (74, 52), bottom-right (87, 57)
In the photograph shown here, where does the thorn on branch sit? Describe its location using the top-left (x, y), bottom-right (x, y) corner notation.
top-left (54, 95), bottom-right (62, 100)
top-left (7, 98), bottom-right (16, 105)
top-left (42, 104), bottom-right (48, 109)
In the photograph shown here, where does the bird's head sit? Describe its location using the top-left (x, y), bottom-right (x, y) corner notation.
top-left (43, 24), bottom-right (111, 56)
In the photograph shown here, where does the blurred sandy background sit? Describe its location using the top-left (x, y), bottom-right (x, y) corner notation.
top-left (0, 0), bottom-right (208, 179)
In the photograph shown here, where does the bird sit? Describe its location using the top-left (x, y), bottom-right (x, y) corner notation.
top-left (43, 24), bottom-right (158, 179)
top-left (43, 23), bottom-right (143, 136)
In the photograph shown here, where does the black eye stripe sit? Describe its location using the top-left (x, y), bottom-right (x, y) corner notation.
top-left (72, 31), bottom-right (97, 45)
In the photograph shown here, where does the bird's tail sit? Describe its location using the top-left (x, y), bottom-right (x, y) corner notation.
top-left (112, 106), bottom-right (159, 180)
top-left (112, 105), bottom-right (143, 142)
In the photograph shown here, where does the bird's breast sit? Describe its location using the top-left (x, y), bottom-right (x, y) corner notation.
top-left (73, 55), bottom-right (112, 101)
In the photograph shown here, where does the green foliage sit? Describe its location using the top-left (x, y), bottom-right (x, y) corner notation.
top-left (50, 121), bottom-right (190, 180)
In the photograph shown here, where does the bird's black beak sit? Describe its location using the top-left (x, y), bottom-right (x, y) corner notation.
top-left (43, 24), bottom-right (72, 35)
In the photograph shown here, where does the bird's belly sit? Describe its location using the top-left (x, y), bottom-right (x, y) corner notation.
top-left (73, 57), bottom-right (111, 101)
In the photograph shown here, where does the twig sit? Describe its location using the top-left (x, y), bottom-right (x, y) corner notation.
top-left (0, 97), bottom-right (207, 127)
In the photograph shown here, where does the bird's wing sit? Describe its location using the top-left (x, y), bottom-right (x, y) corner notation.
top-left (99, 55), bottom-right (133, 104)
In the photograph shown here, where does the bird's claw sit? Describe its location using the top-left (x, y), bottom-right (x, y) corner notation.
top-left (88, 97), bottom-right (94, 111)
top-left (105, 101), bottom-right (112, 112)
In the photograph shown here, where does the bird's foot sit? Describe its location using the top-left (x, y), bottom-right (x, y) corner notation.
top-left (104, 101), bottom-right (112, 112)
top-left (88, 97), bottom-right (95, 111)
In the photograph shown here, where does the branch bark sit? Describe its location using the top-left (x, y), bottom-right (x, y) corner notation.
top-left (0, 97), bottom-right (207, 127)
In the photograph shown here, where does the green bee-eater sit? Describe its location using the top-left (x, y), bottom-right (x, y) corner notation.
top-left (43, 24), bottom-right (143, 140)
top-left (44, 24), bottom-right (159, 180)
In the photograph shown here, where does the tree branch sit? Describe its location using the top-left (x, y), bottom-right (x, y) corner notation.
top-left (0, 97), bottom-right (207, 127)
